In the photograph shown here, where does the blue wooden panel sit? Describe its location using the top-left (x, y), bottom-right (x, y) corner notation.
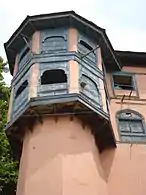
top-left (117, 109), bottom-right (146, 143)
top-left (40, 29), bottom-right (68, 54)
top-left (11, 71), bottom-right (30, 119)
top-left (13, 87), bottom-right (29, 117)
top-left (78, 33), bottom-right (97, 65)
top-left (80, 74), bottom-right (101, 108)
top-left (18, 45), bottom-right (31, 71)
top-left (38, 62), bottom-right (69, 97)
top-left (39, 83), bottom-right (67, 97)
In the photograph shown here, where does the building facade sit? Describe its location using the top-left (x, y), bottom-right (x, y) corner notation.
top-left (4, 11), bottom-right (146, 195)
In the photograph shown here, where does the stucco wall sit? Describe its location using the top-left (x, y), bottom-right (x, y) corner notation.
top-left (68, 28), bottom-right (77, 52)
top-left (31, 31), bottom-right (40, 54)
top-left (106, 66), bottom-right (146, 100)
top-left (105, 64), bottom-right (146, 195)
top-left (100, 144), bottom-right (146, 195)
top-left (28, 63), bottom-right (39, 99)
top-left (17, 116), bottom-right (108, 195)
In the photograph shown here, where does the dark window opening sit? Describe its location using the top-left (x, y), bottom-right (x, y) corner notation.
top-left (79, 40), bottom-right (93, 52)
top-left (113, 75), bottom-right (134, 90)
top-left (16, 80), bottom-right (28, 98)
top-left (41, 69), bottom-right (67, 85)
top-left (19, 47), bottom-right (30, 63)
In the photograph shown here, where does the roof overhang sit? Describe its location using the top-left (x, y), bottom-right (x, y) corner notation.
top-left (115, 50), bottom-right (146, 67)
top-left (4, 11), bottom-right (121, 75)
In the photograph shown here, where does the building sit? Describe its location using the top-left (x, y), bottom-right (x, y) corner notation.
top-left (4, 11), bottom-right (146, 195)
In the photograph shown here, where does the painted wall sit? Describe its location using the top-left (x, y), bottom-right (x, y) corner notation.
top-left (16, 116), bottom-right (108, 195)
top-left (105, 64), bottom-right (146, 195)
top-left (28, 63), bottom-right (39, 99)
top-left (107, 66), bottom-right (146, 100)
top-left (100, 144), bottom-right (146, 195)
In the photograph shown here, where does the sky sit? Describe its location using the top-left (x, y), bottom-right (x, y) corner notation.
top-left (0, 0), bottom-right (146, 84)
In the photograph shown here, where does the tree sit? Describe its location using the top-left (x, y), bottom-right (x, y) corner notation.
top-left (0, 56), bottom-right (18, 194)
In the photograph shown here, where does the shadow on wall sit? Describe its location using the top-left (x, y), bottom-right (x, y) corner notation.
top-left (100, 148), bottom-right (116, 181)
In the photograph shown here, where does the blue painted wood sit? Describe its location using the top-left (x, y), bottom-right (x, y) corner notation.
top-left (38, 62), bottom-right (69, 97)
top-left (9, 28), bottom-right (111, 126)
top-left (78, 33), bottom-right (97, 65)
top-left (40, 28), bottom-right (68, 54)
top-left (18, 45), bottom-right (31, 70)
top-left (12, 71), bottom-right (30, 119)
top-left (116, 109), bottom-right (146, 143)
top-left (80, 74), bottom-right (101, 108)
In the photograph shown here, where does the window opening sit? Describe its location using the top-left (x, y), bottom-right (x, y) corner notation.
top-left (113, 75), bottom-right (134, 90)
top-left (15, 80), bottom-right (28, 98)
top-left (19, 47), bottom-right (30, 63)
top-left (41, 69), bottom-right (67, 85)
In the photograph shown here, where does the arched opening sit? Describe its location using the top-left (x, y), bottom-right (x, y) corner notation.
top-left (41, 69), bottom-right (67, 85)
top-left (116, 109), bottom-right (146, 142)
top-left (15, 80), bottom-right (28, 98)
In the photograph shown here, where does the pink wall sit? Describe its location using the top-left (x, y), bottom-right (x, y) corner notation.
top-left (17, 116), bottom-right (108, 195)
top-left (29, 63), bottom-right (39, 99)
top-left (105, 64), bottom-right (146, 195)
top-left (68, 28), bottom-right (77, 52)
top-left (100, 144), bottom-right (146, 195)
top-left (31, 31), bottom-right (40, 54)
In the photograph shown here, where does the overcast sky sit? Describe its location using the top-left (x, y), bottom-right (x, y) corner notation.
top-left (0, 0), bottom-right (146, 84)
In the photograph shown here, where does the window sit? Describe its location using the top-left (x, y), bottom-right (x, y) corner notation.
top-left (19, 47), bottom-right (30, 63)
top-left (80, 74), bottom-right (101, 107)
top-left (78, 39), bottom-right (96, 64)
top-left (41, 69), bottom-right (67, 85)
top-left (15, 80), bottom-right (28, 98)
top-left (117, 110), bottom-right (146, 142)
top-left (113, 74), bottom-right (134, 90)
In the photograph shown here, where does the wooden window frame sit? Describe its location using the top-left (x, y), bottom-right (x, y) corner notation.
top-left (116, 109), bottom-right (146, 143)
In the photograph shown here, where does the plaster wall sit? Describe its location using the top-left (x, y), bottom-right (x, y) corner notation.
top-left (31, 31), bottom-right (40, 54)
top-left (68, 28), bottom-right (77, 52)
top-left (16, 116), bottom-right (108, 195)
top-left (28, 63), bottom-right (39, 99)
top-left (104, 65), bottom-right (146, 195)
top-left (100, 144), bottom-right (146, 195)
top-left (106, 66), bottom-right (146, 100)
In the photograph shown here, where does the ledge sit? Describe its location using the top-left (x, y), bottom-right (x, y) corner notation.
top-left (5, 93), bottom-right (109, 131)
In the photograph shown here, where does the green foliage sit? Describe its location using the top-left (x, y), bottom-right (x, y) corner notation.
top-left (0, 57), bottom-right (18, 194)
